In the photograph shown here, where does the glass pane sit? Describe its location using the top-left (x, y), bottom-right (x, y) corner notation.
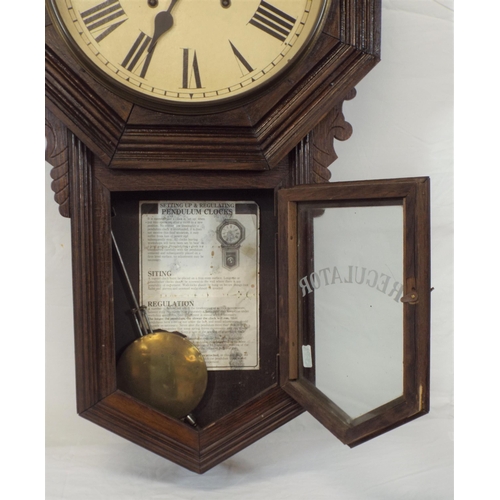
top-left (298, 203), bottom-right (404, 419)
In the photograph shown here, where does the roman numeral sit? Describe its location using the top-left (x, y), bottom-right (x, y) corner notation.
top-left (229, 41), bottom-right (254, 76)
top-left (80, 0), bottom-right (127, 43)
top-left (121, 32), bottom-right (153, 78)
top-left (249, 1), bottom-right (296, 42)
top-left (182, 49), bottom-right (202, 89)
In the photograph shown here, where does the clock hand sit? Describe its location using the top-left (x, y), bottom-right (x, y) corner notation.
top-left (148, 0), bottom-right (180, 53)
top-left (139, 0), bottom-right (180, 78)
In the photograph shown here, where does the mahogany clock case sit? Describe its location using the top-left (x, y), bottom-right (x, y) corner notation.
top-left (45, 0), bottom-right (431, 475)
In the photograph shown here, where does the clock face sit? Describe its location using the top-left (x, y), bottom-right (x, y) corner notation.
top-left (49, 0), bottom-right (328, 109)
top-left (219, 221), bottom-right (244, 245)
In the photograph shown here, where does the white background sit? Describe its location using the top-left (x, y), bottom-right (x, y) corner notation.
top-left (7, 0), bottom-right (479, 497)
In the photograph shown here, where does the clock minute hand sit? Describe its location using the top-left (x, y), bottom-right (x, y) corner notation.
top-left (148, 0), bottom-right (180, 53)
top-left (140, 0), bottom-right (179, 78)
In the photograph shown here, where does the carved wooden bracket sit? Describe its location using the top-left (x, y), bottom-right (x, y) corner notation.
top-left (46, 108), bottom-right (70, 218)
top-left (291, 88), bottom-right (356, 185)
top-left (310, 88), bottom-right (356, 182)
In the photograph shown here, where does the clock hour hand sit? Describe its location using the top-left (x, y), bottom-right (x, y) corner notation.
top-left (148, 0), bottom-right (180, 53)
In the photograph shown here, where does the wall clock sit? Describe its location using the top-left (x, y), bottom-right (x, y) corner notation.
top-left (46, 0), bottom-right (431, 474)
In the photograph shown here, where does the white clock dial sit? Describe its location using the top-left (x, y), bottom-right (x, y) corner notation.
top-left (49, 0), bottom-right (328, 107)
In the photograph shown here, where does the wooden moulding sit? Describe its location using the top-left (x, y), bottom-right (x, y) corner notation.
top-left (45, 108), bottom-right (70, 218)
top-left (45, 0), bottom-right (381, 170)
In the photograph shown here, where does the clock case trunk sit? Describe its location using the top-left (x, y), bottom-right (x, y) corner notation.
top-left (46, 102), bottom-right (359, 473)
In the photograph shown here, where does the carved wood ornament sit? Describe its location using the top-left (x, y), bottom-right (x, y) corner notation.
top-left (45, 0), bottom-right (430, 474)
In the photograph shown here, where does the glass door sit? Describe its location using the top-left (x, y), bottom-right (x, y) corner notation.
top-left (278, 178), bottom-right (430, 446)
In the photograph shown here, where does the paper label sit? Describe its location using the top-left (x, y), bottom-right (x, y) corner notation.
top-left (140, 201), bottom-right (260, 370)
top-left (302, 345), bottom-right (313, 368)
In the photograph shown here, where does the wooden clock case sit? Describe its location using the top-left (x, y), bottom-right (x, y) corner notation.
top-left (46, 0), bottom-right (430, 473)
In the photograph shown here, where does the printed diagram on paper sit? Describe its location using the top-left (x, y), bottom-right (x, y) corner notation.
top-left (140, 201), bottom-right (260, 370)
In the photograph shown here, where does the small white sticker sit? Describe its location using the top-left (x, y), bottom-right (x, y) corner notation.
top-left (302, 345), bottom-right (313, 368)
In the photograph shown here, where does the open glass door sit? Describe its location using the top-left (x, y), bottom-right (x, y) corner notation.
top-left (278, 178), bottom-right (430, 446)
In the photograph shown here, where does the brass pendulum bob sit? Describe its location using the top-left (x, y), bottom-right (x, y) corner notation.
top-left (112, 231), bottom-right (207, 422)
